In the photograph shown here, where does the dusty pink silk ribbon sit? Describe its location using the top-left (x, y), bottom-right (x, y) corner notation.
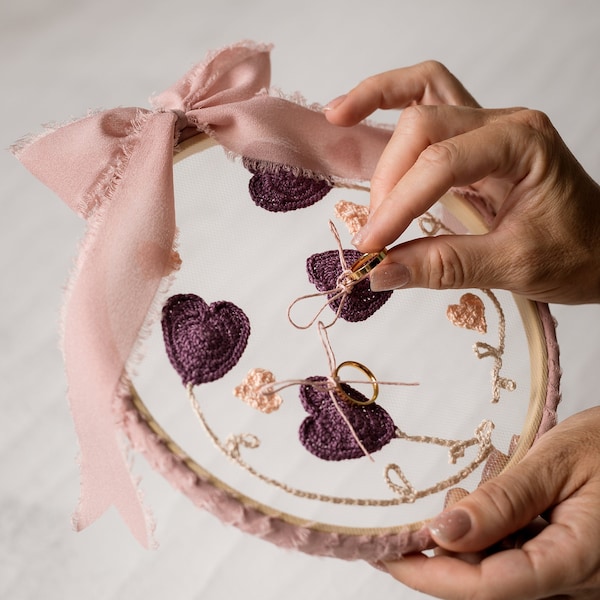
top-left (14, 42), bottom-right (392, 547)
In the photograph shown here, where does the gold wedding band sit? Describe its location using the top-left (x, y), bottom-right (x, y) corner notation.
top-left (348, 249), bottom-right (387, 282)
top-left (334, 360), bottom-right (379, 406)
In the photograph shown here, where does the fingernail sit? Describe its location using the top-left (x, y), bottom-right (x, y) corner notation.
top-left (323, 94), bottom-right (347, 111)
top-left (351, 222), bottom-right (371, 248)
top-left (428, 509), bottom-right (471, 543)
top-left (369, 263), bottom-right (410, 291)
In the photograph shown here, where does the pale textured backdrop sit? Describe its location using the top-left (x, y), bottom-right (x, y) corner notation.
top-left (2, 1), bottom-right (600, 598)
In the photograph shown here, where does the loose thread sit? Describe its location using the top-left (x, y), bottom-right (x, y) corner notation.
top-left (188, 382), bottom-right (436, 507)
top-left (287, 221), bottom-right (360, 330)
top-left (247, 321), bottom-right (419, 461)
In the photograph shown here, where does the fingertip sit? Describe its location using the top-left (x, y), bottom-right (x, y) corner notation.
top-left (323, 95), bottom-right (352, 126)
top-left (323, 94), bottom-right (347, 112)
top-left (428, 508), bottom-right (472, 545)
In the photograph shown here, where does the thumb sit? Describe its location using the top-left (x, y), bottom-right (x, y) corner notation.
top-left (369, 232), bottom-right (519, 294)
top-left (426, 451), bottom-right (559, 553)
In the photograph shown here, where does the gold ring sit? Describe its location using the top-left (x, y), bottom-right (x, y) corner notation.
top-left (334, 360), bottom-right (379, 406)
top-left (348, 249), bottom-right (387, 282)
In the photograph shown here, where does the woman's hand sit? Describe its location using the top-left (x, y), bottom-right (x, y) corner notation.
top-left (325, 62), bottom-right (600, 304)
top-left (380, 407), bottom-right (600, 600)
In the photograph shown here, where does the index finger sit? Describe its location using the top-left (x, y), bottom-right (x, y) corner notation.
top-left (325, 61), bottom-right (480, 127)
top-left (353, 109), bottom-right (533, 252)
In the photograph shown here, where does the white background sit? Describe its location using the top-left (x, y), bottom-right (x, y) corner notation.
top-left (2, 1), bottom-right (600, 598)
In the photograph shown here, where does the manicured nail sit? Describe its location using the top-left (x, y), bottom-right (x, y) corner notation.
top-left (369, 263), bottom-right (410, 291)
top-left (323, 94), bottom-right (347, 111)
top-left (428, 509), bottom-right (471, 543)
top-left (351, 222), bottom-right (371, 248)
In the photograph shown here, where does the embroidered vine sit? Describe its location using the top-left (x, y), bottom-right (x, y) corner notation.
top-left (160, 195), bottom-right (506, 508)
top-left (419, 211), bottom-right (517, 403)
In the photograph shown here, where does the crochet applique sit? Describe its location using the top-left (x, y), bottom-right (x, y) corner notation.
top-left (447, 293), bottom-right (487, 333)
top-left (243, 159), bottom-right (332, 212)
top-left (298, 376), bottom-right (396, 460)
top-left (334, 200), bottom-right (369, 235)
top-left (234, 368), bottom-right (283, 413)
top-left (14, 39), bottom-right (560, 561)
top-left (306, 249), bottom-right (392, 322)
top-left (162, 294), bottom-right (250, 386)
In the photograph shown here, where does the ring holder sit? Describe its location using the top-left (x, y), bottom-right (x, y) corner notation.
top-left (13, 42), bottom-right (561, 562)
top-left (334, 361), bottom-right (379, 406)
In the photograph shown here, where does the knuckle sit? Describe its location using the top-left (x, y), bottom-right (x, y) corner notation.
top-left (508, 108), bottom-right (556, 149)
top-left (397, 103), bottom-right (431, 128)
top-left (419, 59), bottom-right (453, 80)
top-left (517, 108), bottom-right (554, 133)
top-left (424, 239), bottom-right (467, 289)
top-left (474, 479), bottom-right (523, 525)
top-left (418, 139), bottom-right (458, 170)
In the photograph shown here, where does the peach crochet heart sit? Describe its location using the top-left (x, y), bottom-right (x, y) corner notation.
top-left (446, 293), bottom-right (487, 334)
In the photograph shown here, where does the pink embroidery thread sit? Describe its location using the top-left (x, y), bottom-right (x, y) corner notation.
top-left (234, 368), bottom-right (283, 413)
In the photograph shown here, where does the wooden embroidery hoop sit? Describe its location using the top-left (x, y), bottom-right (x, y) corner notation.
top-left (121, 133), bottom-right (560, 561)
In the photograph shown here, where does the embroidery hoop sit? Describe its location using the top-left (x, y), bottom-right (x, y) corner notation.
top-left (13, 42), bottom-right (560, 563)
top-left (120, 133), bottom-right (560, 561)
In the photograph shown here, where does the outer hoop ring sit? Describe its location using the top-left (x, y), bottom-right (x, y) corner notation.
top-left (118, 133), bottom-right (561, 561)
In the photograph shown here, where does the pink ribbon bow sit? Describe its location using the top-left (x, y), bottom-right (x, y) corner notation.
top-left (13, 41), bottom-right (392, 547)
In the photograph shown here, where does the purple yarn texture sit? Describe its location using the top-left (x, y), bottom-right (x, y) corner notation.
top-left (306, 249), bottom-right (393, 322)
top-left (243, 158), bottom-right (332, 212)
top-left (161, 294), bottom-right (250, 386)
top-left (299, 376), bottom-right (396, 461)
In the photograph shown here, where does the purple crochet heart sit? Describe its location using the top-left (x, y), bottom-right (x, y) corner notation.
top-left (306, 249), bottom-right (393, 322)
top-left (299, 376), bottom-right (396, 461)
top-left (243, 159), bottom-right (332, 212)
top-left (162, 294), bottom-right (250, 386)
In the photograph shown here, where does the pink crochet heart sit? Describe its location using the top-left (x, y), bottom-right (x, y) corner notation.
top-left (306, 249), bottom-right (392, 322)
top-left (244, 159), bottom-right (332, 212)
top-left (299, 376), bottom-right (396, 461)
top-left (162, 294), bottom-right (250, 386)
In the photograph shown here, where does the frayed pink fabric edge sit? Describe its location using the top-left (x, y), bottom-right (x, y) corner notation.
top-left (116, 388), bottom-right (434, 560)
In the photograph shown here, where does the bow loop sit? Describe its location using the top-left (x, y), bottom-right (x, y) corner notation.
top-left (13, 41), bottom-right (393, 547)
top-left (15, 108), bottom-right (176, 220)
top-left (151, 42), bottom-right (272, 114)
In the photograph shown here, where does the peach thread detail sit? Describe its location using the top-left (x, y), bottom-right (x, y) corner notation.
top-left (234, 368), bottom-right (283, 413)
top-left (334, 200), bottom-right (369, 235)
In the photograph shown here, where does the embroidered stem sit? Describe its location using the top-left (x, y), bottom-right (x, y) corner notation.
top-left (188, 383), bottom-right (493, 507)
top-left (385, 421), bottom-right (495, 502)
top-left (419, 213), bottom-right (516, 403)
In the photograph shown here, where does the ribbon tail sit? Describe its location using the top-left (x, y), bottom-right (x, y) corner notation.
top-left (15, 109), bottom-right (179, 546)
top-left (74, 405), bottom-right (153, 547)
